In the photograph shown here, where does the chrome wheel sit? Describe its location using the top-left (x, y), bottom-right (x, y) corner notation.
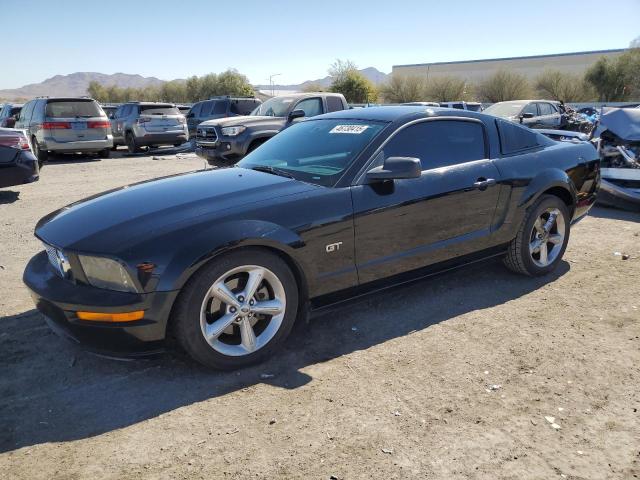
top-left (199, 265), bottom-right (286, 357)
top-left (529, 207), bottom-right (565, 267)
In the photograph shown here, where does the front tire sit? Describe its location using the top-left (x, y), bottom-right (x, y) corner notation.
top-left (173, 248), bottom-right (299, 369)
top-left (98, 148), bottom-right (111, 158)
top-left (504, 194), bottom-right (570, 276)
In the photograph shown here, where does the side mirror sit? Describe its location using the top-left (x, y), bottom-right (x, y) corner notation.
top-left (186, 112), bottom-right (194, 118)
top-left (287, 109), bottom-right (305, 122)
top-left (521, 112), bottom-right (535, 119)
top-left (366, 157), bottom-right (421, 182)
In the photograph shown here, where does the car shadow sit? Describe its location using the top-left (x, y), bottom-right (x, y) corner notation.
top-left (589, 205), bottom-right (640, 221)
top-left (0, 258), bottom-right (569, 452)
top-left (0, 190), bottom-right (20, 204)
top-left (45, 154), bottom-right (102, 165)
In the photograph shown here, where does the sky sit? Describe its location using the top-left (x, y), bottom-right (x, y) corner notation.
top-left (2, 0), bottom-right (639, 89)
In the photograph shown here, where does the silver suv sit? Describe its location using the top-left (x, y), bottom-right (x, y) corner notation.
top-left (15, 97), bottom-right (113, 162)
top-left (111, 102), bottom-right (188, 153)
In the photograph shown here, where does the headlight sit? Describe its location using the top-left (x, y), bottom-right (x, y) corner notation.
top-left (78, 255), bottom-right (138, 293)
top-left (221, 126), bottom-right (246, 136)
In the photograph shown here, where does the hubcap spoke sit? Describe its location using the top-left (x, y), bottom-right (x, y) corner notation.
top-left (548, 233), bottom-right (563, 245)
top-left (243, 268), bottom-right (265, 301)
top-left (205, 313), bottom-right (237, 340)
top-left (210, 281), bottom-right (241, 309)
top-left (539, 242), bottom-right (549, 265)
top-left (534, 218), bottom-right (544, 235)
top-left (252, 299), bottom-right (284, 316)
top-left (239, 318), bottom-right (257, 353)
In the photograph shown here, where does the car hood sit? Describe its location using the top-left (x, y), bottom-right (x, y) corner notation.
top-left (35, 167), bottom-right (317, 253)
top-left (199, 115), bottom-right (286, 128)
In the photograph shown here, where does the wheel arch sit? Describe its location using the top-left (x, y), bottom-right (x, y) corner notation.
top-left (519, 169), bottom-right (577, 217)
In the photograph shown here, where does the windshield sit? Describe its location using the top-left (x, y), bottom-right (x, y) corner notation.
top-left (250, 96), bottom-right (296, 117)
top-left (45, 100), bottom-right (103, 118)
top-left (483, 102), bottom-right (526, 118)
top-left (238, 119), bottom-right (386, 187)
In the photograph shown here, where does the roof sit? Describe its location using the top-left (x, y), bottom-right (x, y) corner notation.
top-left (312, 106), bottom-right (452, 122)
top-left (394, 49), bottom-right (626, 69)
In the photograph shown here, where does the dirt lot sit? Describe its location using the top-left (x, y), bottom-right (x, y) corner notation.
top-left (1, 151), bottom-right (639, 480)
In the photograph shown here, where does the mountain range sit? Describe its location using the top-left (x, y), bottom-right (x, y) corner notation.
top-left (0, 68), bottom-right (389, 101)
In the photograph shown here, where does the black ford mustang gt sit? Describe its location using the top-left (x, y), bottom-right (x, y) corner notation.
top-left (23, 107), bottom-right (600, 369)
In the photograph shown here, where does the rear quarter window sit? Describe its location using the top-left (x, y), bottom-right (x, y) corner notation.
top-left (326, 96), bottom-right (345, 112)
top-left (496, 119), bottom-right (540, 155)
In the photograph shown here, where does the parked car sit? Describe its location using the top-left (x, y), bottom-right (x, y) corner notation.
top-left (186, 97), bottom-right (261, 136)
top-left (439, 101), bottom-right (483, 112)
top-left (111, 102), bottom-right (188, 153)
top-left (176, 104), bottom-right (192, 115)
top-left (23, 106), bottom-right (599, 369)
top-left (100, 104), bottom-right (119, 119)
top-left (402, 101), bottom-right (440, 107)
top-left (0, 128), bottom-right (39, 188)
top-left (195, 92), bottom-right (348, 165)
top-left (483, 100), bottom-right (563, 129)
top-left (14, 97), bottom-right (113, 162)
top-left (0, 103), bottom-right (23, 128)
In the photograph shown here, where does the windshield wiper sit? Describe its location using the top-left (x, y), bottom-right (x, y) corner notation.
top-left (250, 165), bottom-right (295, 179)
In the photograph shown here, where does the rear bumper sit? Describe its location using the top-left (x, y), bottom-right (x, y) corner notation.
top-left (23, 251), bottom-right (179, 357)
top-left (134, 132), bottom-right (188, 147)
top-left (598, 178), bottom-right (640, 211)
top-left (42, 136), bottom-right (113, 153)
top-left (0, 151), bottom-right (39, 188)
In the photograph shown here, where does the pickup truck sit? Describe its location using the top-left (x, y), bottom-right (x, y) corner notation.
top-left (195, 92), bottom-right (348, 165)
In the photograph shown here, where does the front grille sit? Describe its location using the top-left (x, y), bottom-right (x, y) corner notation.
top-left (44, 243), bottom-right (70, 278)
top-left (196, 127), bottom-right (218, 143)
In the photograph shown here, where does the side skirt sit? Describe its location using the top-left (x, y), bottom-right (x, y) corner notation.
top-left (309, 244), bottom-right (509, 315)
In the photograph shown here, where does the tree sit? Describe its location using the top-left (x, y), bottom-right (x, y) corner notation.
top-left (379, 74), bottom-right (426, 103)
top-left (327, 59), bottom-right (377, 103)
top-left (330, 70), bottom-right (378, 103)
top-left (535, 70), bottom-right (595, 102)
top-left (584, 49), bottom-right (640, 101)
top-left (328, 59), bottom-right (358, 81)
top-left (302, 82), bottom-right (326, 93)
top-left (477, 70), bottom-right (532, 103)
top-left (214, 69), bottom-right (254, 97)
top-left (87, 81), bottom-right (108, 102)
top-left (424, 75), bottom-right (468, 102)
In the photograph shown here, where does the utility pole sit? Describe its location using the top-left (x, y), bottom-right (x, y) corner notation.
top-left (269, 73), bottom-right (281, 97)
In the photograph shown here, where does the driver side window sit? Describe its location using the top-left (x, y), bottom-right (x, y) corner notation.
top-left (522, 103), bottom-right (538, 116)
top-left (294, 98), bottom-right (323, 117)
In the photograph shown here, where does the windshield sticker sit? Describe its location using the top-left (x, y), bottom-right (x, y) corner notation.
top-left (330, 124), bottom-right (369, 134)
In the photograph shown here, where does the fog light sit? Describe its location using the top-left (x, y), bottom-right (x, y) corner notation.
top-left (76, 311), bottom-right (144, 322)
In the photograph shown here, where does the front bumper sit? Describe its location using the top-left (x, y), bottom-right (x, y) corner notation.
top-left (23, 251), bottom-right (179, 357)
top-left (43, 136), bottom-right (113, 153)
top-left (195, 140), bottom-right (246, 163)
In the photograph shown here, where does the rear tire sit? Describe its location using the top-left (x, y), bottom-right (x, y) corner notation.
top-left (126, 132), bottom-right (141, 154)
top-left (32, 137), bottom-right (48, 166)
top-left (503, 194), bottom-right (570, 276)
top-left (172, 248), bottom-right (299, 370)
top-left (98, 148), bottom-right (110, 158)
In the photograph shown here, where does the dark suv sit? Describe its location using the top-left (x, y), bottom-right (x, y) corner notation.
top-left (186, 97), bottom-right (261, 136)
top-left (195, 92), bottom-right (348, 165)
top-left (0, 103), bottom-right (23, 128)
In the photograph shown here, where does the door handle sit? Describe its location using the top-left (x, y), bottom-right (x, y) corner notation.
top-left (473, 177), bottom-right (496, 190)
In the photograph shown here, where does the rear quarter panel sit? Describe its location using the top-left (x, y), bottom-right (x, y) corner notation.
top-left (490, 140), bottom-right (599, 244)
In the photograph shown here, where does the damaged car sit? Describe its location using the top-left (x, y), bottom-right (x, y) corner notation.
top-left (592, 107), bottom-right (640, 211)
top-left (0, 128), bottom-right (39, 189)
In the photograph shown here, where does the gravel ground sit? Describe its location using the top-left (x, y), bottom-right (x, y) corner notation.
top-left (1, 151), bottom-right (639, 480)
